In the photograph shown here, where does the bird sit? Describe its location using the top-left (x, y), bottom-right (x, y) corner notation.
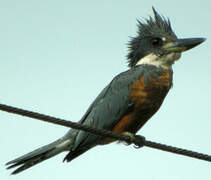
top-left (6, 7), bottom-right (205, 174)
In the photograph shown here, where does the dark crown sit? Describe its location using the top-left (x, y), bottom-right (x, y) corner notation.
top-left (127, 7), bottom-right (177, 67)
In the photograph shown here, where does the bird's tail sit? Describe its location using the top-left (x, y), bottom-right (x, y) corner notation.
top-left (6, 132), bottom-right (75, 175)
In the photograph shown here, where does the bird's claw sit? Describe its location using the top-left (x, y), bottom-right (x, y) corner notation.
top-left (133, 135), bottom-right (146, 148)
top-left (118, 132), bottom-right (135, 145)
top-left (120, 132), bottom-right (145, 148)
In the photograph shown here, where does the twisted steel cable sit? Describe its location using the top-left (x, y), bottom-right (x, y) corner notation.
top-left (1, 103), bottom-right (211, 162)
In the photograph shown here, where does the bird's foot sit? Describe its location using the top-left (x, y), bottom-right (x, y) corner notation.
top-left (117, 132), bottom-right (146, 148)
top-left (123, 132), bottom-right (136, 145)
top-left (133, 135), bottom-right (146, 148)
top-left (117, 132), bottom-right (134, 145)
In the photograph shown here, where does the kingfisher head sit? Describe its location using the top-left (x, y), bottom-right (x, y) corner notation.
top-left (127, 7), bottom-right (206, 69)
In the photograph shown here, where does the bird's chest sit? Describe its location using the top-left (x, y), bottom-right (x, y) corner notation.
top-left (123, 69), bottom-right (173, 132)
top-left (130, 69), bottom-right (172, 109)
top-left (106, 68), bottom-right (173, 139)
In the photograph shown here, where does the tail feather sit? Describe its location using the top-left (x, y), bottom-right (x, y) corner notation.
top-left (6, 137), bottom-right (73, 174)
top-left (63, 147), bottom-right (88, 162)
top-left (6, 148), bottom-right (55, 174)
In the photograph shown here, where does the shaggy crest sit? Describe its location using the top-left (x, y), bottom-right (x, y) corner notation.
top-left (127, 7), bottom-right (177, 67)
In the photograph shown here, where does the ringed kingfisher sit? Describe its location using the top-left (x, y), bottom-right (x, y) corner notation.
top-left (6, 7), bottom-right (205, 174)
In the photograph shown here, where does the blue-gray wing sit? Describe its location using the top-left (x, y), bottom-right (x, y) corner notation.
top-left (71, 66), bottom-right (147, 150)
top-left (63, 65), bottom-right (164, 162)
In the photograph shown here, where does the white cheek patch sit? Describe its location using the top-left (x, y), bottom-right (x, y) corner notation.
top-left (136, 53), bottom-right (158, 65)
top-left (136, 52), bottom-right (181, 69)
top-left (136, 53), bottom-right (162, 67)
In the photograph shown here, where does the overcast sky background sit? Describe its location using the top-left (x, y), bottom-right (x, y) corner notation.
top-left (1, 1), bottom-right (211, 179)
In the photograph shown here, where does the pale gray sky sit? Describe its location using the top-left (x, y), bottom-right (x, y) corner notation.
top-left (1, 1), bottom-right (211, 179)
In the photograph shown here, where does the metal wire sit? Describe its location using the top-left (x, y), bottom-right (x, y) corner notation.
top-left (1, 103), bottom-right (211, 162)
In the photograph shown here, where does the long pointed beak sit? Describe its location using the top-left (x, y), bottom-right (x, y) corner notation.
top-left (163, 38), bottom-right (206, 53)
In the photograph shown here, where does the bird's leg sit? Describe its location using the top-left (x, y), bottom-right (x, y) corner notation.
top-left (118, 132), bottom-right (146, 148)
top-left (117, 131), bottom-right (134, 145)
top-left (133, 135), bottom-right (146, 148)
top-left (121, 132), bottom-right (136, 145)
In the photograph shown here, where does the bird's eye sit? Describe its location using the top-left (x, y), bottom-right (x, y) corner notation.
top-left (151, 38), bottom-right (163, 46)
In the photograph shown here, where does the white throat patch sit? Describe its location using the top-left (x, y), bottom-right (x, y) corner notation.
top-left (136, 52), bottom-right (181, 69)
